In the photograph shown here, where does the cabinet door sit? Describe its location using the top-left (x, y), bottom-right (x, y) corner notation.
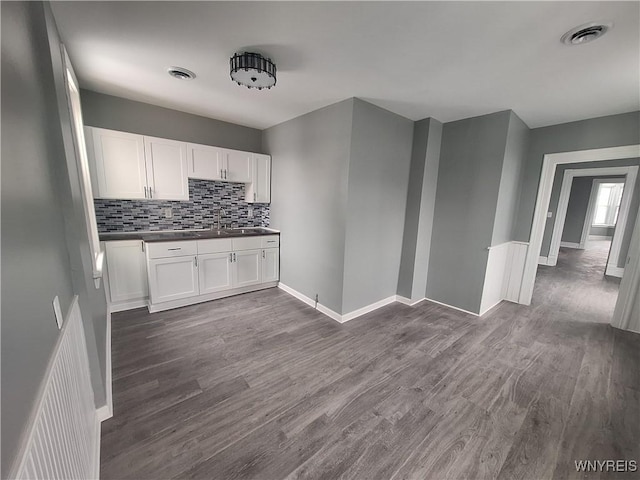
top-left (233, 249), bottom-right (262, 288)
top-left (144, 136), bottom-right (189, 200)
top-left (246, 154), bottom-right (271, 204)
top-left (224, 149), bottom-right (252, 183)
top-left (89, 127), bottom-right (147, 199)
top-left (254, 154), bottom-right (271, 203)
top-left (148, 255), bottom-right (199, 304)
top-left (187, 144), bottom-right (224, 181)
top-left (105, 240), bottom-right (148, 303)
top-left (198, 252), bottom-right (233, 294)
top-left (261, 248), bottom-right (279, 283)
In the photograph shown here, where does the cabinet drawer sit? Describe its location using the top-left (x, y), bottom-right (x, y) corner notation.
top-left (197, 238), bottom-right (233, 255)
top-left (261, 235), bottom-right (279, 248)
top-left (146, 240), bottom-right (197, 259)
top-left (232, 236), bottom-right (263, 251)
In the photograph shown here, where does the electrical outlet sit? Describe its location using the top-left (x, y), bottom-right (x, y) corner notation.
top-left (248, 207), bottom-right (254, 218)
top-left (164, 207), bottom-right (173, 219)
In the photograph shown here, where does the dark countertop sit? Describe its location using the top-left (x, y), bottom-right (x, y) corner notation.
top-left (100, 228), bottom-right (279, 243)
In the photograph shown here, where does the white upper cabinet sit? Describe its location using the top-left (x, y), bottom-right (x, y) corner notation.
top-left (86, 127), bottom-right (189, 201)
top-left (223, 149), bottom-right (252, 183)
top-left (187, 143), bottom-right (224, 181)
top-left (89, 127), bottom-right (147, 199)
top-left (144, 136), bottom-right (189, 200)
top-left (246, 154), bottom-right (271, 204)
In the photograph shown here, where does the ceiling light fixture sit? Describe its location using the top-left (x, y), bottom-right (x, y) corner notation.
top-left (230, 52), bottom-right (276, 90)
top-left (561, 22), bottom-right (612, 45)
top-left (168, 67), bottom-right (196, 80)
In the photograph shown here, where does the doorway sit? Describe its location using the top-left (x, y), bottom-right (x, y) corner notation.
top-left (519, 145), bottom-right (640, 332)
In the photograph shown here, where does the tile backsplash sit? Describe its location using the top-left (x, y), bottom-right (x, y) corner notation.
top-left (95, 179), bottom-right (269, 233)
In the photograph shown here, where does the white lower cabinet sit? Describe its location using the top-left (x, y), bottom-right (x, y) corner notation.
top-left (234, 249), bottom-right (262, 287)
top-left (146, 235), bottom-right (279, 312)
top-left (148, 255), bottom-right (199, 304)
top-left (262, 248), bottom-right (280, 283)
top-left (199, 252), bottom-right (233, 294)
top-left (104, 240), bottom-right (148, 311)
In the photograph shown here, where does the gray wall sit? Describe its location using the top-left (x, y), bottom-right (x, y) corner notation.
top-left (561, 177), bottom-right (597, 244)
top-left (263, 99), bottom-right (353, 313)
top-left (397, 118), bottom-right (442, 301)
top-left (513, 111), bottom-right (640, 243)
top-left (590, 225), bottom-right (616, 237)
top-left (540, 159), bottom-right (640, 267)
top-left (426, 111), bottom-right (512, 313)
top-left (561, 176), bottom-right (624, 243)
top-left (491, 112), bottom-right (530, 245)
top-left (1, 2), bottom-right (107, 475)
top-left (81, 89), bottom-right (263, 153)
top-left (342, 99), bottom-right (413, 313)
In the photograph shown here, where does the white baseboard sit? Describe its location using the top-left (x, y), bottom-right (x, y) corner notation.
top-left (341, 296), bottom-right (397, 322)
top-left (479, 300), bottom-right (503, 316)
top-left (589, 235), bottom-right (613, 240)
top-left (108, 298), bottom-right (148, 313)
top-left (560, 241), bottom-right (582, 249)
top-left (395, 295), bottom-right (426, 307)
top-left (424, 297), bottom-right (479, 316)
top-left (605, 264), bottom-right (625, 278)
top-left (98, 308), bottom-right (114, 422)
top-left (538, 256), bottom-right (549, 265)
top-left (277, 283), bottom-right (341, 322)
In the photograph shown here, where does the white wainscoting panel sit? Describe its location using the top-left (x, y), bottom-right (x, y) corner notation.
top-left (480, 241), bottom-right (529, 315)
top-left (11, 296), bottom-right (100, 480)
top-left (480, 243), bottom-right (511, 315)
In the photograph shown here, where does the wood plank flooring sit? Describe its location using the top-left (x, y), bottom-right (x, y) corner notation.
top-left (101, 242), bottom-right (639, 479)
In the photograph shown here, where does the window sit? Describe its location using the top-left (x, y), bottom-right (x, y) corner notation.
top-left (592, 182), bottom-right (624, 227)
top-left (62, 46), bottom-right (104, 283)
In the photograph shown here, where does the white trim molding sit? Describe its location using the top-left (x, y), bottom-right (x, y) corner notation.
top-left (396, 296), bottom-right (426, 307)
top-left (560, 242), bottom-right (582, 249)
top-left (612, 204), bottom-right (640, 332)
top-left (96, 308), bottom-right (113, 422)
top-left (538, 256), bottom-right (550, 265)
top-left (547, 165), bottom-right (637, 268)
top-left (341, 296), bottom-right (397, 322)
top-left (424, 297), bottom-right (479, 316)
top-left (605, 265), bottom-right (625, 278)
top-left (520, 144), bottom-right (640, 306)
top-left (277, 283), bottom-right (342, 322)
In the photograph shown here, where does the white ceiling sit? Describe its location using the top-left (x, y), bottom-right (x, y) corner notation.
top-left (51, 1), bottom-right (640, 130)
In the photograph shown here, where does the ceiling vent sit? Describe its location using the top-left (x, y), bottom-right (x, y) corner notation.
top-left (561, 22), bottom-right (612, 45)
top-left (168, 67), bottom-right (196, 80)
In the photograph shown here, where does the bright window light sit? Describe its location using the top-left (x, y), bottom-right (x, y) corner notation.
top-left (593, 182), bottom-right (624, 227)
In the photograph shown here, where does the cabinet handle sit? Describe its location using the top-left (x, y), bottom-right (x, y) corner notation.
top-left (233, 253), bottom-right (236, 262)
top-left (144, 186), bottom-right (148, 198)
top-left (224, 169), bottom-right (228, 179)
top-left (220, 169), bottom-right (223, 179)
top-left (229, 253), bottom-right (233, 262)
top-left (149, 187), bottom-right (153, 198)
top-left (262, 250), bottom-right (265, 259)
top-left (141, 242), bottom-right (145, 252)
top-left (194, 256), bottom-right (198, 267)
top-left (167, 247), bottom-right (182, 251)
top-left (254, 192), bottom-right (256, 202)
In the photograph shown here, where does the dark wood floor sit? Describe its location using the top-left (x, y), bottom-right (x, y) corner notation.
top-left (101, 242), bottom-right (639, 480)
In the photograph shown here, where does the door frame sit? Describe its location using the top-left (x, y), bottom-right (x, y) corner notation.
top-left (519, 144), bottom-right (640, 306)
top-left (578, 177), bottom-right (626, 249)
top-left (547, 166), bottom-right (637, 275)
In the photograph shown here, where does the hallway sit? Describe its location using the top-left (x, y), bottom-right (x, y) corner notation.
top-left (534, 238), bottom-right (621, 323)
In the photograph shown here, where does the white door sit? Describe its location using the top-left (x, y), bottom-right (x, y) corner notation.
top-left (148, 255), bottom-right (199, 304)
top-left (233, 249), bottom-right (262, 287)
top-left (224, 149), bottom-right (252, 183)
top-left (105, 240), bottom-right (148, 303)
top-left (187, 144), bottom-right (224, 181)
top-left (144, 136), bottom-right (189, 200)
top-left (89, 127), bottom-right (147, 199)
top-left (198, 252), bottom-right (233, 294)
top-left (261, 248), bottom-right (279, 283)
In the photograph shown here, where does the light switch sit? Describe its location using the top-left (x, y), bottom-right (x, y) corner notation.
top-left (547, 211), bottom-right (553, 218)
top-left (164, 207), bottom-right (173, 219)
top-left (53, 296), bottom-right (63, 329)
top-left (248, 207), bottom-right (253, 218)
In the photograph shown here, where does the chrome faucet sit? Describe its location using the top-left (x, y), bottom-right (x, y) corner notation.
top-left (216, 208), bottom-right (226, 230)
